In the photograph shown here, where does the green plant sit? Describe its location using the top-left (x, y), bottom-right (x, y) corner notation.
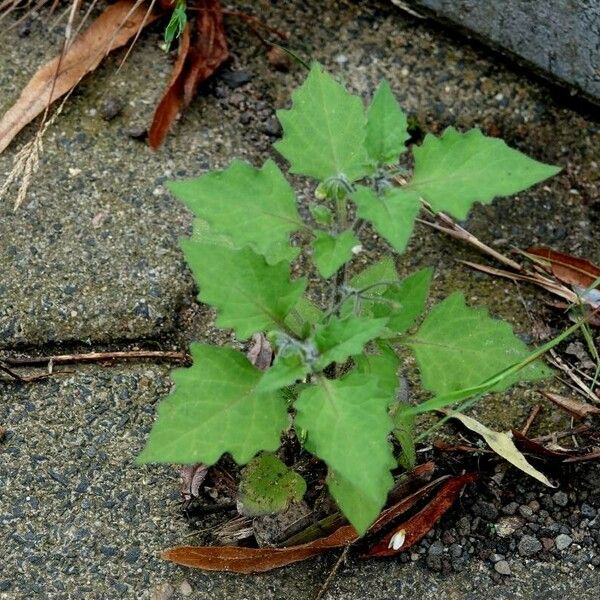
top-left (139, 63), bottom-right (561, 534)
top-left (164, 0), bottom-right (187, 51)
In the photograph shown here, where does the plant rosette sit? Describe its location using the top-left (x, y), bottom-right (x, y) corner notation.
top-left (139, 63), bottom-right (560, 535)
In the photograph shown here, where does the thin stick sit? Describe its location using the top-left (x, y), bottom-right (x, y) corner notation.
top-left (0, 361), bottom-right (58, 382)
top-left (520, 404), bottom-right (541, 436)
top-left (313, 545), bottom-right (350, 600)
top-left (2, 350), bottom-right (189, 367)
top-left (547, 350), bottom-right (599, 404)
top-left (221, 9), bottom-right (288, 40)
top-left (532, 425), bottom-right (589, 443)
top-left (416, 203), bottom-right (523, 271)
top-left (0, 361), bottom-right (25, 381)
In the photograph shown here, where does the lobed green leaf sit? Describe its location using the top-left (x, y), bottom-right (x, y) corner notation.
top-left (182, 241), bottom-right (305, 340)
top-left (312, 229), bottom-right (359, 279)
top-left (354, 343), bottom-right (401, 400)
top-left (407, 292), bottom-right (552, 395)
top-left (407, 127), bottom-right (560, 220)
top-left (314, 315), bottom-right (388, 370)
top-left (365, 80), bottom-right (410, 165)
top-left (275, 63), bottom-right (370, 182)
top-left (169, 160), bottom-right (301, 264)
top-left (138, 344), bottom-right (288, 465)
top-left (373, 267), bottom-right (433, 334)
top-left (352, 185), bottom-right (421, 253)
top-left (256, 348), bottom-right (310, 393)
top-left (294, 372), bottom-right (395, 534)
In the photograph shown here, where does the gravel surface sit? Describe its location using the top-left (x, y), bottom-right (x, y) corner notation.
top-left (0, 0), bottom-right (598, 598)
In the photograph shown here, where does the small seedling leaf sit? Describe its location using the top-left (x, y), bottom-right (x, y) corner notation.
top-left (256, 349), bottom-right (309, 393)
top-left (313, 229), bottom-right (360, 279)
top-left (353, 186), bottom-right (421, 253)
top-left (238, 453), bottom-right (307, 516)
top-left (315, 315), bottom-right (388, 369)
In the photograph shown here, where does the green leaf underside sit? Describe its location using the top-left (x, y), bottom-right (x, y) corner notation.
top-left (373, 267), bottom-right (433, 334)
top-left (315, 315), bottom-right (388, 370)
top-left (408, 292), bottom-right (551, 395)
top-left (182, 241), bottom-right (305, 340)
top-left (138, 345), bottom-right (288, 465)
top-left (275, 63), bottom-right (370, 182)
top-left (256, 349), bottom-right (309, 393)
top-left (341, 256), bottom-right (399, 319)
top-left (313, 230), bottom-right (359, 279)
top-left (285, 296), bottom-right (324, 336)
top-left (238, 453), bottom-right (307, 516)
top-left (295, 373), bottom-right (395, 534)
top-left (169, 160), bottom-right (301, 264)
top-left (365, 80), bottom-right (410, 165)
top-left (309, 203), bottom-right (333, 226)
top-left (352, 186), bottom-right (421, 253)
top-left (353, 344), bottom-right (415, 467)
top-left (351, 256), bottom-right (398, 290)
top-left (354, 344), bottom-right (401, 400)
top-left (407, 127), bottom-right (561, 220)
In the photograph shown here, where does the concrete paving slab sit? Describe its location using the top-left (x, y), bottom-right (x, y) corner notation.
top-left (1, 1), bottom-right (598, 349)
top-left (1, 365), bottom-right (598, 599)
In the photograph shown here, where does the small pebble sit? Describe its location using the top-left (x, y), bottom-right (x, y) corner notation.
top-left (262, 118), bottom-right (282, 137)
top-left (124, 546), bottom-right (141, 563)
top-left (541, 537), bottom-right (555, 551)
top-left (17, 20), bottom-right (32, 37)
top-left (151, 582), bottom-right (174, 600)
top-left (496, 516), bottom-right (524, 537)
top-left (518, 535), bottom-right (542, 556)
top-left (125, 126), bottom-right (147, 140)
top-left (553, 491), bottom-right (569, 507)
top-left (581, 504), bottom-right (597, 519)
top-left (266, 46), bottom-right (290, 71)
top-left (428, 541), bottom-right (444, 556)
top-left (100, 97), bottom-right (124, 121)
top-left (519, 505), bottom-right (534, 519)
top-left (221, 70), bottom-right (253, 89)
top-left (502, 502), bottom-right (519, 515)
top-left (179, 580), bottom-right (193, 597)
top-left (555, 534), bottom-right (573, 550)
top-left (494, 560), bottom-right (511, 576)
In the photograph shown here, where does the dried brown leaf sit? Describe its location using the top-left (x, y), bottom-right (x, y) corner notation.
top-left (161, 476), bottom-right (447, 573)
top-left (444, 411), bottom-right (555, 487)
top-left (0, 0), bottom-right (160, 155)
top-left (181, 464), bottom-right (209, 501)
top-left (246, 334), bottom-right (273, 371)
top-left (541, 391), bottom-right (600, 421)
top-left (526, 247), bottom-right (600, 291)
top-left (148, 0), bottom-right (229, 149)
top-left (364, 473), bottom-right (478, 557)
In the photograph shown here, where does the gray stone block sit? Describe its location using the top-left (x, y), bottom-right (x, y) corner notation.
top-left (401, 0), bottom-right (600, 102)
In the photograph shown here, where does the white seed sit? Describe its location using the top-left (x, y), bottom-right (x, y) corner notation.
top-left (388, 529), bottom-right (406, 551)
